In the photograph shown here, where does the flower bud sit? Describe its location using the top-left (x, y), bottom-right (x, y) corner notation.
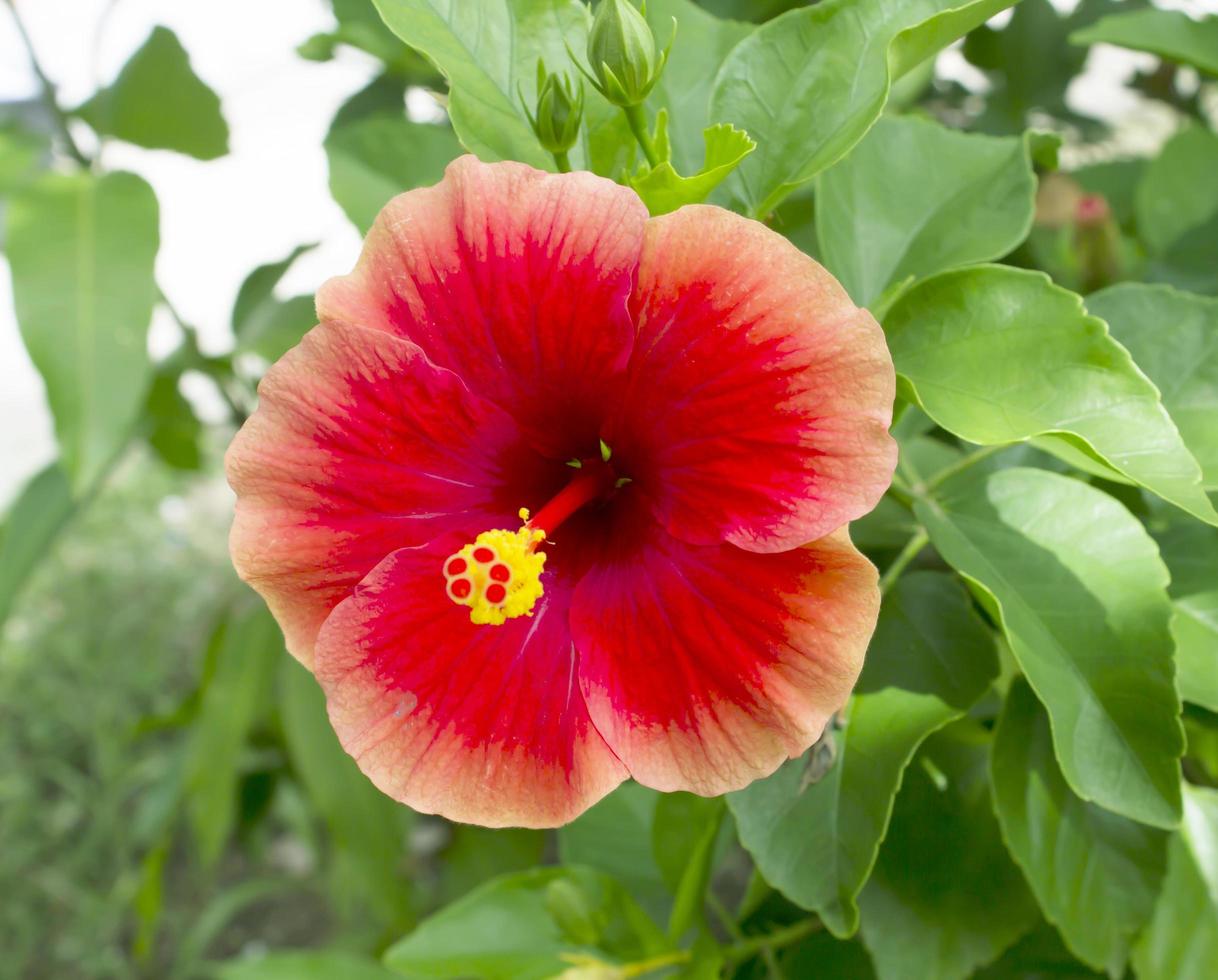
top-left (586, 0), bottom-right (669, 107)
top-left (528, 61), bottom-right (584, 155)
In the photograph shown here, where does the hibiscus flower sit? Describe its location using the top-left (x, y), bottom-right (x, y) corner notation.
top-left (226, 156), bottom-right (896, 828)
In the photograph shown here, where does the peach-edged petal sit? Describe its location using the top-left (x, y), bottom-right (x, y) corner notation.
top-left (313, 541), bottom-right (627, 828)
top-left (569, 522), bottom-right (878, 796)
top-left (316, 155), bottom-right (649, 458)
top-left (226, 320), bottom-right (563, 667)
top-left (607, 205), bottom-right (896, 553)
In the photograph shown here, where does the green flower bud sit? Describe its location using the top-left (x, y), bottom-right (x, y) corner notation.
top-left (526, 61), bottom-right (584, 155)
top-left (586, 0), bottom-right (670, 107)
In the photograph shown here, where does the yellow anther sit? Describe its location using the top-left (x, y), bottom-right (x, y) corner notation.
top-left (442, 520), bottom-right (546, 626)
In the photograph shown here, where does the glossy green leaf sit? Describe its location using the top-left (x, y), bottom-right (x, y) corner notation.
top-left (816, 117), bottom-right (1044, 306)
top-left (710, 0), bottom-right (1017, 216)
top-left (886, 265), bottom-right (1218, 526)
top-left (1135, 124), bottom-right (1218, 255)
top-left (1173, 592), bottom-right (1218, 713)
top-left (382, 866), bottom-right (666, 979)
top-left (729, 573), bottom-right (997, 936)
top-left (184, 605), bottom-right (282, 865)
top-left (77, 26), bottom-right (228, 159)
top-left (1071, 8), bottom-right (1218, 76)
top-left (629, 123), bottom-right (754, 215)
top-left (280, 659), bottom-right (412, 928)
top-left (218, 951), bottom-right (398, 980)
top-left (991, 680), bottom-right (1167, 975)
top-left (371, 0), bottom-right (589, 170)
top-left (326, 116), bottom-right (461, 233)
top-left (915, 467), bottom-right (1184, 828)
top-left (6, 170), bottom-right (159, 492)
top-left (858, 724), bottom-right (1039, 980)
top-left (1087, 284), bottom-right (1218, 489)
top-left (1131, 786), bottom-right (1218, 980)
top-left (0, 464), bottom-right (74, 632)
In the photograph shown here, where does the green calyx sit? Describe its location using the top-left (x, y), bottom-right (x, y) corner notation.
top-left (585, 0), bottom-right (672, 108)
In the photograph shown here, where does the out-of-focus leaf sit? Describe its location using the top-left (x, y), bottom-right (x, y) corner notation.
top-left (143, 369), bottom-right (202, 471)
top-left (183, 606), bottom-right (282, 865)
top-left (710, 0), bottom-right (1018, 216)
top-left (218, 951), bottom-right (398, 980)
top-left (1135, 124), bottom-right (1218, 255)
top-left (886, 265), bottom-right (1218, 527)
top-left (1147, 209), bottom-right (1218, 296)
top-left (991, 680), bottom-right (1167, 975)
top-left (858, 724), bottom-right (1039, 980)
top-left (77, 26), bottom-right (228, 159)
top-left (653, 794), bottom-right (723, 940)
top-left (231, 244), bottom-right (316, 336)
top-left (326, 116), bottom-right (460, 233)
top-left (629, 123), bottom-right (754, 215)
top-left (382, 866), bottom-right (667, 979)
top-left (781, 930), bottom-right (877, 979)
top-left (916, 467), bottom-right (1184, 828)
top-left (729, 572), bottom-right (997, 936)
top-left (817, 117), bottom-right (1046, 306)
top-left (0, 120), bottom-right (46, 196)
top-left (1071, 8), bottom-right (1218, 76)
top-left (6, 170), bottom-right (158, 492)
top-left (435, 824), bottom-right (545, 908)
top-left (1072, 158), bottom-right (1145, 230)
top-left (280, 659), bottom-right (412, 928)
top-left (974, 923), bottom-right (1105, 979)
top-left (1131, 786), bottom-right (1218, 980)
top-left (1173, 592), bottom-right (1218, 713)
top-left (0, 464), bottom-right (74, 632)
top-left (1087, 284), bottom-right (1218, 488)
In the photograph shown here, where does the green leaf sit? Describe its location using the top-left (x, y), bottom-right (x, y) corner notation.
top-left (370, 0), bottom-right (591, 170)
top-left (184, 605), bottom-right (282, 865)
top-left (1093, 286), bottom-right (1218, 493)
top-left (729, 572), bottom-right (997, 936)
top-left (1071, 8), bottom-right (1218, 76)
top-left (6, 170), bottom-right (159, 492)
top-left (382, 866), bottom-right (666, 979)
top-left (974, 923), bottom-right (1105, 980)
top-left (652, 794), bottom-right (724, 940)
top-left (0, 120), bottom-right (47, 197)
top-left (435, 825), bottom-right (545, 907)
top-left (1134, 123), bottom-right (1218, 255)
top-left (326, 116), bottom-right (462, 233)
top-left (231, 244), bottom-right (316, 335)
top-left (143, 368), bottom-right (202, 471)
top-left (76, 26), bottom-right (228, 160)
top-left (218, 951), bottom-right (398, 980)
top-left (0, 464), bottom-right (74, 633)
top-left (629, 123), bottom-right (754, 215)
top-left (858, 724), bottom-right (1039, 980)
top-left (816, 117), bottom-right (1045, 306)
top-left (1131, 786), bottom-right (1218, 980)
top-left (886, 265), bottom-right (1218, 527)
top-left (915, 466), bottom-right (1184, 828)
top-left (280, 658), bottom-right (413, 928)
top-left (991, 679), bottom-right (1168, 975)
top-left (1173, 592), bottom-right (1218, 713)
top-left (709, 0), bottom-right (1018, 216)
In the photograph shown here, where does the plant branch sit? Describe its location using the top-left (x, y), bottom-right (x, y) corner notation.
top-left (880, 528), bottom-right (929, 595)
top-left (724, 918), bottom-right (821, 961)
top-left (924, 443), bottom-right (1005, 492)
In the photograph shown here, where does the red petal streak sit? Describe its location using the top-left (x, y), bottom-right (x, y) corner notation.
top-left (316, 155), bottom-right (648, 458)
top-left (570, 526), bottom-right (878, 796)
top-left (226, 320), bottom-right (554, 667)
top-left (611, 205), bottom-right (896, 552)
top-left (314, 543), bottom-right (627, 828)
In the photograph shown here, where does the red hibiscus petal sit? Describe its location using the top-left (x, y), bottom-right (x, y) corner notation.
top-left (313, 542), bottom-right (627, 828)
top-left (226, 320), bottom-right (562, 667)
top-left (316, 155), bottom-right (648, 458)
top-left (569, 521), bottom-right (878, 796)
top-left (609, 205), bottom-right (896, 553)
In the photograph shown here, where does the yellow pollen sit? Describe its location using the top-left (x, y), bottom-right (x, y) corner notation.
top-left (442, 509), bottom-right (546, 626)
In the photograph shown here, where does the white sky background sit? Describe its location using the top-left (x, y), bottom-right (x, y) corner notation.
top-left (0, 0), bottom-right (1216, 506)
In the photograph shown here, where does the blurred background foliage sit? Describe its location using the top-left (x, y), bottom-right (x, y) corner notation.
top-left (1, 0), bottom-right (1217, 977)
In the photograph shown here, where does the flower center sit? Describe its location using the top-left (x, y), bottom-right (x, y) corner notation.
top-left (442, 461), bottom-right (618, 626)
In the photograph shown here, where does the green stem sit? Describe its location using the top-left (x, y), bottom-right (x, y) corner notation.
top-left (724, 918), bottom-right (821, 961)
top-left (880, 528), bottom-right (930, 595)
top-left (4, 0), bottom-right (91, 167)
top-left (623, 102), bottom-right (660, 167)
top-left (553, 149), bottom-right (572, 173)
top-left (924, 443), bottom-right (1005, 491)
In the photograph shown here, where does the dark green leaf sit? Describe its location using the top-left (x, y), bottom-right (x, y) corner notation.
top-left (991, 680), bottom-right (1167, 975)
top-left (1071, 8), bottom-right (1218, 76)
top-left (143, 369), bottom-right (202, 471)
top-left (1173, 592), bottom-right (1218, 713)
top-left (916, 466), bottom-right (1184, 827)
top-left (6, 170), bottom-right (159, 491)
top-left (0, 463), bottom-right (74, 635)
top-left (858, 724), bottom-right (1039, 980)
top-left (886, 265), bottom-right (1218, 526)
top-left (729, 573), bottom-right (997, 936)
top-left (816, 117), bottom-right (1044, 306)
top-left (77, 26), bottom-right (228, 159)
